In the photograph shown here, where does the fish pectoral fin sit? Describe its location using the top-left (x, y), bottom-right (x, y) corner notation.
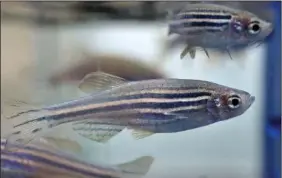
top-left (72, 122), bottom-right (125, 143)
top-left (180, 45), bottom-right (190, 59)
top-left (78, 71), bottom-right (128, 94)
top-left (225, 47), bottom-right (233, 60)
top-left (189, 48), bottom-right (196, 59)
top-left (117, 156), bottom-right (154, 175)
top-left (180, 45), bottom-right (196, 59)
top-left (131, 129), bottom-right (154, 140)
top-left (202, 48), bottom-right (210, 58)
top-left (32, 136), bottom-right (83, 154)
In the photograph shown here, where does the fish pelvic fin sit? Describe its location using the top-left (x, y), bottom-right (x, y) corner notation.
top-left (78, 71), bottom-right (128, 94)
top-left (72, 122), bottom-right (125, 143)
top-left (131, 129), bottom-right (155, 140)
top-left (180, 45), bottom-right (196, 59)
top-left (1, 98), bottom-right (53, 147)
top-left (118, 156), bottom-right (154, 175)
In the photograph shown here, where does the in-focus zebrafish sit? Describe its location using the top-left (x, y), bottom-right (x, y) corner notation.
top-left (1, 138), bottom-right (154, 178)
top-left (3, 71), bottom-right (255, 145)
top-left (167, 3), bottom-right (273, 59)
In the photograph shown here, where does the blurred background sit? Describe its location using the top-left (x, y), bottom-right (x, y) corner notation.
top-left (1, 2), bottom-right (280, 178)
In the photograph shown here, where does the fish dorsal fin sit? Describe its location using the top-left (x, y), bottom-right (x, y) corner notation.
top-left (78, 71), bottom-right (128, 94)
top-left (72, 122), bottom-right (125, 143)
top-left (131, 129), bottom-right (154, 140)
top-left (117, 156), bottom-right (154, 175)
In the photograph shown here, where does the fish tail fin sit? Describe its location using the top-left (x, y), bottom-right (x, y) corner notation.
top-left (166, 10), bottom-right (175, 36)
top-left (118, 156), bottom-right (154, 175)
top-left (1, 98), bottom-right (53, 146)
top-left (165, 9), bottom-right (174, 21)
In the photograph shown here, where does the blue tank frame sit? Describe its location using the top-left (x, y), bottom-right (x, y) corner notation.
top-left (264, 2), bottom-right (281, 178)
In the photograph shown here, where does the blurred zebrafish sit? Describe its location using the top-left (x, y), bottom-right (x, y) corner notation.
top-left (1, 137), bottom-right (154, 178)
top-left (48, 55), bottom-right (166, 87)
top-left (165, 2), bottom-right (273, 60)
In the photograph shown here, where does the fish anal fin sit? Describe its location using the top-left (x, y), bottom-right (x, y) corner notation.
top-left (131, 129), bottom-right (154, 140)
top-left (78, 71), bottom-right (128, 94)
top-left (117, 156), bottom-right (154, 175)
top-left (72, 122), bottom-right (125, 143)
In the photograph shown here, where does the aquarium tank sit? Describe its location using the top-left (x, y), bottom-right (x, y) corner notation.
top-left (1, 2), bottom-right (280, 178)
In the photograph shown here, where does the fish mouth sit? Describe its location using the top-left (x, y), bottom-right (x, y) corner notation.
top-left (250, 96), bottom-right (255, 104)
top-left (266, 24), bottom-right (274, 37)
top-left (246, 96), bottom-right (256, 109)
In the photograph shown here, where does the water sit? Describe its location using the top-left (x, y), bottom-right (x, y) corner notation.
top-left (1, 2), bottom-right (277, 178)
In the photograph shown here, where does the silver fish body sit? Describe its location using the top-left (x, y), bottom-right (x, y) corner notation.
top-left (4, 77), bottom-right (255, 144)
top-left (1, 138), bottom-right (153, 178)
top-left (167, 3), bottom-right (273, 58)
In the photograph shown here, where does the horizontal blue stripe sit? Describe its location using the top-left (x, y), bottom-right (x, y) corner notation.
top-left (49, 99), bottom-right (208, 120)
top-left (2, 152), bottom-right (113, 178)
top-left (1, 157), bottom-right (34, 172)
top-left (179, 14), bottom-right (232, 20)
top-left (187, 21), bottom-right (229, 27)
top-left (46, 91), bottom-right (212, 111)
top-left (14, 92), bottom-right (211, 127)
top-left (90, 91), bottom-right (212, 102)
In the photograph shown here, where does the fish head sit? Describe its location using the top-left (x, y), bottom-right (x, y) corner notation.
top-left (230, 12), bottom-right (273, 46)
top-left (207, 87), bottom-right (255, 121)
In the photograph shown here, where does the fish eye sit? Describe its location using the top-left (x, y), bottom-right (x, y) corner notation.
top-left (248, 21), bottom-right (261, 35)
top-left (227, 95), bottom-right (241, 109)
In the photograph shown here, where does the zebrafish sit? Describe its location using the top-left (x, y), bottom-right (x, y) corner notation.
top-left (2, 71), bottom-right (255, 145)
top-left (167, 3), bottom-right (273, 59)
top-left (1, 137), bottom-right (154, 178)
